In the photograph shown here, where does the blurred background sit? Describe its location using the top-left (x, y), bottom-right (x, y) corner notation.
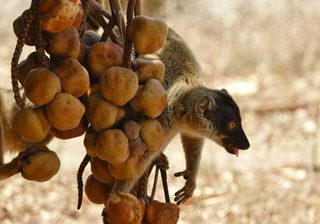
top-left (1, 0), bottom-right (320, 223)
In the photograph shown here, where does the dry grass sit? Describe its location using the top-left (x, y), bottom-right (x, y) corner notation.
top-left (1, 0), bottom-right (320, 223)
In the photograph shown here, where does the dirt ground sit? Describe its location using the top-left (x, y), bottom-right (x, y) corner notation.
top-left (1, 1), bottom-right (320, 224)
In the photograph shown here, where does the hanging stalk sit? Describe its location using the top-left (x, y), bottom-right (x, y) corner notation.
top-left (77, 154), bottom-right (91, 210)
top-left (34, 0), bottom-right (48, 68)
top-left (11, 1), bottom-right (36, 109)
top-left (122, 0), bottom-right (136, 68)
top-left (79, 0), bottom-right (92, 37)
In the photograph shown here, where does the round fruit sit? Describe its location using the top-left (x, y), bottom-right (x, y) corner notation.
top-left (49, 116), bottom-right (88, 139)
top-left (12, 107), bottom-right (51, 143)
top-left (100, 67), bottom-right (138, 106)
top-left (139, 119), bottom-right (164, 151)
top-left (132, 58), bottom-right (165, 83)
top-left (40, 0), bottom-right (81, 33)
top-left (24, 67), bottom-right (61, 106)
top-left (87, 42), bottom-right (123, 80)
top-left (105, 192), bottom-right (145, 224)
top-left (54, 57), bottom-right (90, 97)
top-left (86, 94), bottom-right (125, 132)
top-left (16, 52), bottom-right (50, 86)
top-left (109, 151), bottom-right (146, 180)
top-left (21, 145), bottom-right (60, 182)
top-left (145, 200), bottom-right (180, 224)
top-left (83, 126), bottom-right (99, 157)
top-left (46, 27), bottom-right (80, 58)
top-left (84, 174), bottom-right (112, 204)
top-left (46, 92), bottom-right (85, 130)
top-left (91, 157), bottom-right (114, 184)
top-left (96, 129), bottom-right (130, 165)
top-left (128, 15), bottom-right (168, 54)
top-left (130, 79), bottom-right (168, 118)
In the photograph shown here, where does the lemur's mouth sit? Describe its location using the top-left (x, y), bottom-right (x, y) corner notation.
top-left (222, 139), bottom-right (240, 157)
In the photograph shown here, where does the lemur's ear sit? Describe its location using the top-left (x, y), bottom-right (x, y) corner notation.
top-left (197, 95), bottom-right (215, 112)
top-left (220, 89), bottom-right (229, 96)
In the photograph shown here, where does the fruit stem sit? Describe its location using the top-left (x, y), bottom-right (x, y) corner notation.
top-left (77, 154), bottom-right (91, 210)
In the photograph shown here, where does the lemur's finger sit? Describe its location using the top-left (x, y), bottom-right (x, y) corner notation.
top-left (176, 195), bottom-right (190, 205)
top-left (175, 187), bottom-right (185, 196)
top-left (174, 192), bottom-right (187, 202)
top-left (174, 171), bottom-right (185, 177)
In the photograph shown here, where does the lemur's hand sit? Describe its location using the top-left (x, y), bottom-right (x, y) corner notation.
top-left (174, 169), bottom-right (196, 205)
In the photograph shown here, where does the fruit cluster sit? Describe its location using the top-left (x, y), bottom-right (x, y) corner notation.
top-left (10, 0), bottom-right (180, 223)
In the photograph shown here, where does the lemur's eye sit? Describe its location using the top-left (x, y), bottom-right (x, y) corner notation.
top-left (227, 121), bottom-right (236, 130)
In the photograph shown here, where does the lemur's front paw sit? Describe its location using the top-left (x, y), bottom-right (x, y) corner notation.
top-left (174, 170), bottom-right (196, 205)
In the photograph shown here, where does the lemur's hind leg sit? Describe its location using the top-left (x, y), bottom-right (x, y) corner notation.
top-left (111, 150), bottom-right (162, 194)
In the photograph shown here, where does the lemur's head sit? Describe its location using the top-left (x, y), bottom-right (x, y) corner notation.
top-left (183, 88), bottom-right (250, 156)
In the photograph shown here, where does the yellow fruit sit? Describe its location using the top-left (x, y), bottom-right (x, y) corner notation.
top-left (100, 67), bottom-right (138, 106)
top-left (130, 79), bottom-right (167, 118)
top-left (91, 157), bottom-right (114, 184)
top-left (54, 57), bottom-right (90, 97)
top-left (86, 95), bottom-right (125, 132)
top-left (87, 42), bottom-right (123, 80)
top-left (128, 15), bottom-right (168, 54)
top-left (24, 67), bottom-right (61, 106)
top-left (96, 129), bottom-right (130, 165)
top-left (46, 92), bottom-right (85, 130)
top-left (84, 174), bottom-right (112, 204)
top-left (132, 58), bottom-right (165, 83)
top-left (12, 107), bottom-right (51, 143)
top-left (21, 145), bottom-right (60, 182)
top-left (139, 118), bottom-right (164, 151)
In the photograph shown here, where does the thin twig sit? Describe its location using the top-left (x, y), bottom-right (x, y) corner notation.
top-left (100, 19), bottom-right (116, 41)
top-left (160, 168), bottom-right (170, 203)
top-left (109, 0), bottom-right (125, 40)
top-left (134, 0), bottom-right (141, 16)
top-left (150, 166), bottom-right (159, 201)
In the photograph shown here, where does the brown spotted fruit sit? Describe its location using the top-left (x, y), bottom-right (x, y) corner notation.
top-left (46, 27), bottom-right (80, 58)
top-left (87, 42), bottom-right (123, 80)
top-left (105, 192), bottom-right (145, 224)
top-left (16, 52), bottom-right (50, 86)
top-left (132, 58), bottom-right (165, 83)
top-left (54, 57), bottom-right (90, 97)
top-left (145, 200), bottom-right (180, 224)
top-left (21, 144), bottom-right (60, 182)
top-left (130, 79), bottom-right (168, 118)
top-left (91, 157), bottom-right (114, 184)
top-left (40, 0), bottom-right (81, 33)
top-left (139, 118), bottom-right (164, 152)
top-left (86, 94), bottom-right (125, 132)
top-left (24, 67), bottom-right (61, 106)
top-left (46, 92), bottom-right (85, 130)
top-left (96, 129), bottom-right (130, 165)
top-left (12, 107), bottom-right (51, 143)
top-left (83, 126), bottom-right (99, 157)
top-left (84, 174), bottom-right (112, 204)
top-left (128, 15), bottom-right (168, 54)
top-left (13, 11), bottom-right (38, 46)
top-left (100, 67), bottom-right (138, 106)
top-left (49, 116), bottom-right (88, 139)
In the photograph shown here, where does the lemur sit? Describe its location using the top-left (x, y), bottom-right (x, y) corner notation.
top-left (0, 28), bottom-right (250, 205)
